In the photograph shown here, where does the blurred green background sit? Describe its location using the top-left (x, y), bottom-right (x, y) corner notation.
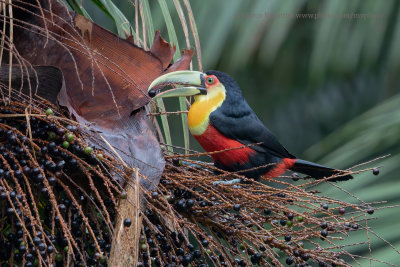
top-left (75, 0), bottom-right (400, 265)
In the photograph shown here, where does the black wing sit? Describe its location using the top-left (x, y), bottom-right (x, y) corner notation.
top-left (209, 108), bottom-right (295, 159)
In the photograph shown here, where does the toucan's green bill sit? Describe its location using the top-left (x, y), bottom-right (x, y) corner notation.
top-left (148, 71), bottom-right (207, 99)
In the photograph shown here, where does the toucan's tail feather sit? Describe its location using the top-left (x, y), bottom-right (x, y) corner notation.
top-left (290, 159), bottom-right (353, 182)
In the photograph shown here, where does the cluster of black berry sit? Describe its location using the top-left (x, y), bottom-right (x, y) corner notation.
top-left (0, 101), bottom-right (115, 266)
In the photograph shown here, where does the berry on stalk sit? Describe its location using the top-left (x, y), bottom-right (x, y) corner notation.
top-left (84, 146), bottom-right (93, 155)
top-left (45, 108), bottom-right (53, 116)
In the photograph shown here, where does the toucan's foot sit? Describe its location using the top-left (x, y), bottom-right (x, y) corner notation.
top-left (181, 160), bottom-right (201, 168)
top-left (181, 160), bottom-right (211, 170)
top-left (213, 179), bottom-right (242, 187)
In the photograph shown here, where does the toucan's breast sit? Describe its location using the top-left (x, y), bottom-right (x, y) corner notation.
top-left (188, 90), bottom-right (225, 136)
top-left (193, 124), bottom-right (256, 167)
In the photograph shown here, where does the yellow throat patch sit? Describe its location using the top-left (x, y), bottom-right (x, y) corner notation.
top-left (188, 85), bottom-right (226, 136)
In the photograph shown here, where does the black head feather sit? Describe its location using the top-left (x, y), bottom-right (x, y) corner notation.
top-left (205, 70), bottom-right (242, 99)
top-left (205, 70), bottom-right (252, 118)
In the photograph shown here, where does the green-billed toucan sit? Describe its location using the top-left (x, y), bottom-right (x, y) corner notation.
top-left (148, 70), bottom-right (352, 182)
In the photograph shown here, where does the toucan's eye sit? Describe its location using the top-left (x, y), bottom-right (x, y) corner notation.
top-left (206, 77), bottom-right (214, 85)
